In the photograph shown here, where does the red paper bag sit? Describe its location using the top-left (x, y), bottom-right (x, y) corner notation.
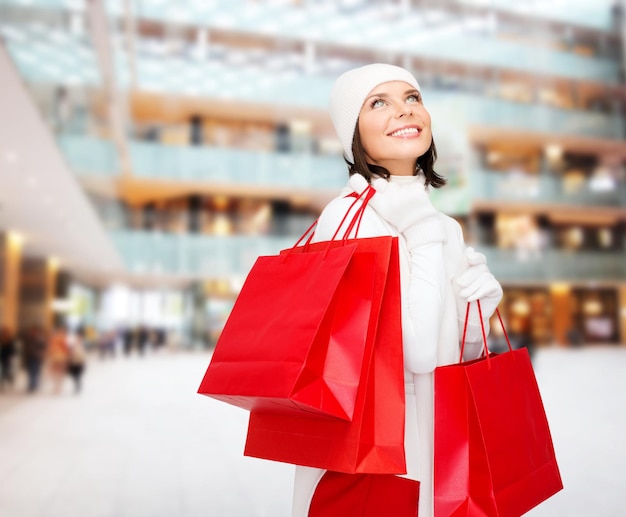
top-left (244, 235), bottom-right (406, 474)
top-left (434, 302), bottom-right (563, 516)
top-left (308, 472), bottom-right (419, 517)
top-left (198, 189), bottom-right (378, 421)
top-left (197, 241), bottom-right (376, 421)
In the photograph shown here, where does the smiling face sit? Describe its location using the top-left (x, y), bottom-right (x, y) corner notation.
top-left (357, 80), bottom-right (432, 176)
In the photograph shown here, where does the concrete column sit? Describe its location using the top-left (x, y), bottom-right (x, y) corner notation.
top-left (189, 281), bottom-right (209, 349)
top-left (618, 1), bottom-right (626, 78)
top-left (0, 232), bottom-right (23, 333)
top-left (18, 257), bottom-right (59, 334)
top-left (550, 283), bottom-right (573, 346)
top-left (53, 269), bottom-right (71, 330)
top-left (618, 285), bottom-right (626, 346)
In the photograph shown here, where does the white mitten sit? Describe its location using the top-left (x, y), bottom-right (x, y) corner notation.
top-left (456, 247), bottom-right (503, 317)
top-left (349, 174), bottom-right (445, 249)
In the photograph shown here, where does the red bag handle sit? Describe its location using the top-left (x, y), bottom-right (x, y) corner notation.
top-left (459, 301), bottom-right (512, 366)
top-left (333, 187), bottom-right (375, 242)
top-left (284, 184), bottom-right (376, 257)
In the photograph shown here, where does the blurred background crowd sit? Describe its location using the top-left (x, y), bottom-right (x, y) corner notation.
top-left (1, 0), bottom-right (626, 372)
top-left (0, 322), bottom-right (172, 396)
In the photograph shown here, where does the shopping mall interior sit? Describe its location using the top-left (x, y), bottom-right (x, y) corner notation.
top-left (1, 0), bottom-right (626, 350)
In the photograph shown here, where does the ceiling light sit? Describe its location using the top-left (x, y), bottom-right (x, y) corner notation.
top-left (583, 299), bottom-right (603, 316)
top-left (589, 166), bottom-right (616, 192)
top-left (550, 283), bottom-right (570, 294)
top-left (8, 231), bottom-right (24, 246)
top-left (545, 144), bottom-right (562, 162)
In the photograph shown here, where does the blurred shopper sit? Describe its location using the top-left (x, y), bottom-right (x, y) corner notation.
top-left (0, 326), bottom-right (17, 391)
top-left (490, 318), bottom-right (536, 362)
top-left (123, 327), bottom-right (134, 356)
top-left (53, 85), bottom-right (74, 133)
top-left (22, 325), bottom-right (47, 393)
top-left (154, 327), bottom-right (167, 351)
top-left (567, 326), bottom-right (584, 347)
top-left (67, 327), bottom-right (87, 394)
top-left (98, 329), bottom-right (117, 359)
top-left (292, 64), bottom-right (503, 517)
top-left (511, 329), bottom-right (536, 361)
top-left (137, 325), bottom-right (149, 356)
top-left (48, 325), bottom-right (69, 394)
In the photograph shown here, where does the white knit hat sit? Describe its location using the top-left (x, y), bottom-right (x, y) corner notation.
top-left (329, 63), bottom-right (421, 163)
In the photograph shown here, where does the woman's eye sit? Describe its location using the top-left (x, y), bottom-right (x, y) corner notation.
top-left (406, 94), bottom-right (420, 103)
top-left (371, 99), bottom-right (385, 108)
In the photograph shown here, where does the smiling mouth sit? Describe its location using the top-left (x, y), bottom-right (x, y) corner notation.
top-left (388, 127), bottom-right (421, 137)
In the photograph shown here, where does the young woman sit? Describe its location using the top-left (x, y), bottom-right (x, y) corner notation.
top-left (292, 64), bottom-right (503, 516)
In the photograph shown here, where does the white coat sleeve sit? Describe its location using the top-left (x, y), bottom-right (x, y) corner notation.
top-left (448, 220), bottom-right (499, 362)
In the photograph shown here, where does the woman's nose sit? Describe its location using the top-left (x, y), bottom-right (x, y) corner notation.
top-left (396, 103), bottom-right (412, 117)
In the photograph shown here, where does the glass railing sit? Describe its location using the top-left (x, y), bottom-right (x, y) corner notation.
top-left (110, 230), bottom-right (626, 281)
top-left (107, 2), bottom-right (619, 84)
top-left (130, 40), bottom-right (617, 89)
top-left (60, 134), bottom-right (349, 188)
top-left (481, 247), bottom-right (626, 281)
top-left (458, 95), bottom-right (624, 140)
top-left (402, 36), bottom-right (617, 84)
top-left (129, 141), bottom-right (346, 189)
top-left (471, 169), bottom-right (626, 207)
top-left (61, 135), bottom-right (626, 209)
top-left (0, 2), bottom-right (620, 92)
top-left (54, 86), bottom-right (622, 142)
top-left (111, 231), bottom-right (296, 277)
top-left (456, 0), bottom-right (616, 31)
top-left (0, 0), bottom-right (616, 34)
top-left (58, 134), bottom-right (119, 176)
top-left (3, 28), bottom-right (621, 127)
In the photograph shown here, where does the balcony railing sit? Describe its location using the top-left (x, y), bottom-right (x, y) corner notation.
top-left (458, 95), bottom-right (624, 140)
top-left (481, 247), bottom-right (626, 282)
top-left (61, 135), bottom-right (626, 210)
top-left (115, 4), bottom-right (619, 84)
top-left (111, 231), bottom-right (295, 278)
top-left (58, 135), bottom-right (119, 176)
top-left (455, 0), bottom-right (616, 31)
top-left (110, 230), bottom-right (626, 281)
top-left (55, 90), bottom-right (624, 162)
top-left (129, 142), bottom-right (346, 189)
top-left (471, 169), bottom-right (626, 207)
top-left (58, 134), bottom-right (347, 188)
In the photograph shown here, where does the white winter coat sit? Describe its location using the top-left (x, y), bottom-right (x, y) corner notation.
top-left (292, 175), bottom-right (499, 517)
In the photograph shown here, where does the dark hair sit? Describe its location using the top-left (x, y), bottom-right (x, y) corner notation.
top-left (348, 125), bottom-right (447, 188)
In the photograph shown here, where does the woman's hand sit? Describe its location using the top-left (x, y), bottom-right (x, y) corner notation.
top-left (349, 174), bottom-right (445, 248)
top-left (456, 247), bottom-right (503, 316)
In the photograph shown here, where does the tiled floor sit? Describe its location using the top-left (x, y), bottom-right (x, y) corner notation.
top-left (0, 345), bottom-right (624, 516)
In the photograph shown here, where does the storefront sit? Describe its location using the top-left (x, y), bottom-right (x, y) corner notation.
top-left (498, 285), bottom-right (623, 346)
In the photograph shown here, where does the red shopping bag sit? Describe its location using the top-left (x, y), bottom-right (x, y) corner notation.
top-left (434, 302), bottom-right (563, 517)
top-left (308, 472), bottom-right (419, 517)
top-left (244, 234), bottom-right (406, 474)
top-left (198, 192), bottom-right (378, 421)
